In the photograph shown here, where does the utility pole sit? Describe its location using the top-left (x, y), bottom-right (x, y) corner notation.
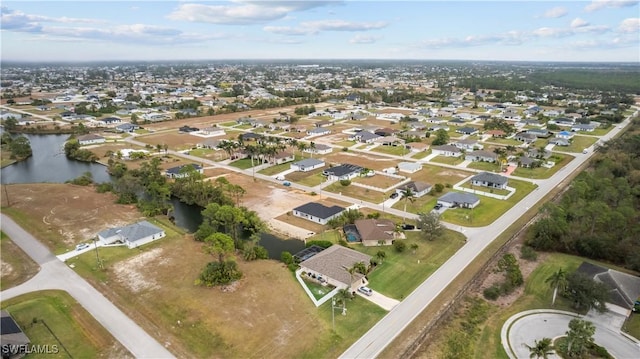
top-left (3, 184), bottom-right (10, 207)
top-left (331, 297), bottom-right (336, 331)
top-left (94, 237), bottom-right (103, 269)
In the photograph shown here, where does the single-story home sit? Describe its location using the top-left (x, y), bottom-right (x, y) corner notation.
top-left (1, 310), bottom-right (30, 357)
top-left (454, 139), bottom-right (483, 151)
top-left (352, 218), bottom-right (399, 246)
top-left (456, 126), bottom-right (479, 135)
top-left (471, 172), bottom-right (508, 189)
top-left (97, 220), bottom-right (166, 249)
top-left (99, 117), bottom-right (122, 125)
top-left (291, 158), bottom-right (325, 172)
top-left (486, 130), bottom-right (506, 138)
top-left (576, 262), bottom-right (640, 316)
top-left (165, 164), bottom-right (204, 178)
top-left (350, 131), bottom-right (381, 143)
top-left (199, 127), bottom-right (226, 137)
top-left (198, 138), bottom-right (224, 150)
top-left (571, 123), bottom-right (596, 132)
top-left (292, 202), bottom-right (345, 225)
top-left (304, 143), bottom-right (333, 155)
top-left (518, 156), bottom-right (539, 168)
top-left (77, 134), bottom-right (106, 146)
top-left (397, 161), bottom-right (422, 174)
top-left (527, 129), bottom-right (552, 138)
top-left (396, 181), bottom-right (433, 198)
top-left (465, 150), bottom-right (498, 163)
top-left (179, 125), bottom-right (199, 133)
top-left (432, 145), bottom-right (463, 157)
top-left (299, 244), bottom-right (372, 291)
top-left (556, 130), bottom-right (574, 139)
top-left (437, 192), bottom-right (480, 209)
top-left (515, 132), bottom-right (537, 143)
top-left (240, 132), bottom-right (262, 142)
top-left (405, 142), bottom-right (429, 152)
top-left (549, 137), bottom-right (570, 146)
top-left (268, 151), bottom-right (295, 165)
top-left (323, 164), bottom-right (363, 181)
top-left (307, 127), bottom-right (331, 136)
top-left (115, 123), bottom-right (139, 133)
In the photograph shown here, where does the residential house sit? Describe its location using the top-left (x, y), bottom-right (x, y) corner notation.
top-left (179, 125), bottom-right (199, 133)
top-left (352, 219), bottom-right (399, 246)
top-left (291, 158), bottom-right (325, 172)
top-left (514, 132), bottom-right (537, 143)
top-left (470, 172), bottom-right (509, 189)
top-left (292, 202), bottom-right (345, 225)
top-left (527, 129), bottom-right (552, 138)
top-left (1, 310), bottom-right (30, 357)
top-left (549, 137), bottom-right (570, 146)
top-left (405, 142), bottom-right (429, 153)
top-left (428, 125), bottom-right (450, 132)
top-left (437, 192), bottom-right (480, 209)
top-left (198, 138), bottom-right (224, 150)
top-left (315, 120), bottom-right (333, 128)
top-left (350, 131), bottom-right (381, 143)
top-left (396, 181), bottom-right (433, 198)
top-left (298, 244), bottom-right (371, 291)
top-left (115, 123), bottom-right (139, 133)
top-left (454, 139), bottom-right (483, 151)
top-left (307, 127), bottom-right (331, 136)
top-left (448, 118), bottom-right (467, 126)
top-left (571, 123), bottom-right (596, 132)
top-left (240, 132), bottom-right (262, 142)
top-left (77, 134), bottom-right (105, 146)
top-left (0, 111), bottom-right (22, 121)
top-left (97, 220), bottom-right (166, 249)
top-left (165, 164), bottom-right (204, 178)
top-left (486, 130), bottom-right (506, 138)
top-left (576, 262), bottom-right (640, 316)
top-left (374, 128), bottom-right (396, 137)
top-left (556, 130), bottom-right (574, 139)
top-left (431, 145), bottom-right (463, 157)
top-left (518, 156), bottom-right (539, 168)
top-left (268, 151), bottom-right (295, 165)
top-left (200, 127), bottom-right (226, 137)
top-left (527, 148), bottom-right (551, 159)
top-left (465, 150), bottom-right (498, 163)
top-left (456, 126), bottom-right (479, 135)
top-left (397, 162), bottom-right (422, 174)
top-left (375, 135), bottom-right (404, 147)
top-left (323, 164), bottom-right (363, 181)
top-left (304, 143), bottom-right (332, 155)
top-left (99, 117), bottom-right (122, 125)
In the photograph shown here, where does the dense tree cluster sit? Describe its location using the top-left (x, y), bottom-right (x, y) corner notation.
top-left (527, 119), bottom-right (640, 271)
top-left (1, 132), bottom-right (32, 160)
top-left (63, 139), bottom-right (98, 162)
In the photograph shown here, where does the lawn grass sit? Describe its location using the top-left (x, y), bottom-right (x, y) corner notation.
top-left (258, 155), bottom-right (302, 176)
top-left (324, 182), bottom-right (386, 203)
top-left (0, 231), bottom-right (39, 290)
top-left (623, 313), bottom-right (640, 341)
top-left (302, 278), bottom-right (335, 300)
top-left (411, 163), bottom-right (473, 186)
top-left (220, 121), bottom-right (238, 127)
top-left (357, 230), bottom-right (465, 299)
top-left (513, 153), bottom-right (574, 179)
top-left (489, 138), bottom-right (522, 146)
top-left (1, 290), bottom-right (130, 358)
top-left (229, 157), bottom-right (258, 169)
top-left (334, 140), bottom-right (356, 148)
top-left (559, 135), bottom-right (599, 153)
top-left (439, 179), bottom-right (537, 227)
top-left (371, 145), bottom-right (410, 156)
top-left (458, 181), bottom-right (512, 196)
top-left (411, 151), bottom-right (431, 160)
top-left (430, 155), bottom-right (465, 165)
top-left (590, 126), bottom-right (614, 136)
top-left (467, 161), bottom-right (502, 172)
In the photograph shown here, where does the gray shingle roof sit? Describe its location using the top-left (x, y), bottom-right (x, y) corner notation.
top-left (292, 158), bottom-right (324, 168)
top-left (471, 172), bottom-right (508, 185)
top-left (438, 192), bottom-right (479, 205)
top-left (300, 245), bottom-right (372, 286)
top-left (293, 202), bottom-right (345, 219)
top-left (98, 220), bottom-right (163, 243)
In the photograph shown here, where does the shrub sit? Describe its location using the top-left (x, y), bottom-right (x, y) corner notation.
top-left (342, 147), bottom-right (349, 152)
top-left (483, 285), bottom-right (501, 300)
top-left (338, 239), bottom-right (349, 247)
top-left (340, 179), bottom-right (351, 186)
top-left (393, 240), bottom-right (407, 253)
top-left (306, 240), bottom-right (333, 248)
top-left (95, 182), bottom-right (113, 193)
top-left (281, 251), bottom-right (293, 265)
top-left (520, 245), bottom-right (538, 261)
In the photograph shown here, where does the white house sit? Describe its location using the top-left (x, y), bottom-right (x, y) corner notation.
top-left (397, 162), bottom-right (422, 174)
top-left (556, 131), bottom-right (574, 139)
top-left (470, 172), bottom-right (509, 189)
top-left (292, 202), bottom-right (345, 225)
top-left (307, 128), bottom-right (331, 136)
top-left (304, 143), bottom-right (333, 155)
top-left (77, 134), bottom-right (106, 146)
top-left (437, 192), bottom-right (480, 209)
top-left (291, 158), bottom-right (325, 172)
top-left (199, 127), bottom-right (226, 137)
top-left (396, 181), bottom-right (433, 198)
top-left (323, 164), bottom-right (363, 181)
top-left (432, 145), bottom-right (463, 157)
top-left (298, 245), bottom-right (371, 291)
top-left (97, 220), bottom-right (166, 249)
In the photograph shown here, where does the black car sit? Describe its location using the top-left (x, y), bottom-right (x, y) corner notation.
top-left (401, 224), bottom-right (415, 230)
top-left (433, 203), bottom-right (443, 210)
top-left (390, 192), bottom-right (399, 199)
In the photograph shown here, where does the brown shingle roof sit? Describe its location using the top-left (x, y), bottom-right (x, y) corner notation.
top-left (299, 245), bottom-right (371, 287)
top-left (354, 219), bottom-right (395, 243)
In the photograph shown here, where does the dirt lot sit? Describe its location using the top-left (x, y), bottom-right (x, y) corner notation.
top-left (323, 151), bottom-right (397, 170)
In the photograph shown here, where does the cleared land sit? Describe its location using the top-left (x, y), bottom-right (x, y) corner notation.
top-left (0, 231), bottom-right (39, 290)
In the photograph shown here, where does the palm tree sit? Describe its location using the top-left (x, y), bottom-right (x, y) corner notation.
top-left (545, 268), bottom-right (568, 306)
top-left (335, 288), bottom-right (352, 315)
top-left (400, 188), bottom-right (415, 224)
top-left (375, 250), bottom-right (386, 264)
top-left (309, 142), bottom-right (317, 158)
top-left (523, 337), bottom-right (554, 359)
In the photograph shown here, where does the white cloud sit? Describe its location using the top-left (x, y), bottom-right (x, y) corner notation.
top-left (542, 6), bottom-right (568, 18)
top-left (532, 27), bottom-right (573, 38)
top-left (570, 18), bottom-right (589, 28)
top-left (264, 19), bottom-right (387, 36)
top-left (618, 18), bottom-right (640, 33)
top-left (419, 32), bottom-right (526, 49)
top-left (349, 34), bottom-right (379, 44)
top-left (584, 0), bottom-right (638, 12)
top-left (1, 6), bottom-right (104, 32)
top-left (167, 1), bottom-right (340, 25)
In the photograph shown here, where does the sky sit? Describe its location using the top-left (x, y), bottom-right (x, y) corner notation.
top-left (1, 0), bottom-right (639, 62)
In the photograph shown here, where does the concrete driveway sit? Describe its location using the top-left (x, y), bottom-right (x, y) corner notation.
top-left (502, 310), bottom-right (640, 359)
top-left (356, 289), bottom-right (400, 311)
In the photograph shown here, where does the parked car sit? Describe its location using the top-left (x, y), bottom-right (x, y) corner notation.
top-left (390, 192), bottom-right (399, 199)
top-left (401, 224), bottom-right (415, 230)
top-left (434, 203), bottom-right (443, 210)
top-left (358, 286), bottom-right (373, 296)
top-left (75, 243), bottom-right (90, 251)
top-left (282, 181), bottom-right (291, 187)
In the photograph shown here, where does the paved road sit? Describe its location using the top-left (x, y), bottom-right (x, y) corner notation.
top-left (504, 310), bottom-right (640, 359)
top-left (0, 214), bottom-right (175, 359)
top-left (339, 111), bottom-right (637, 358)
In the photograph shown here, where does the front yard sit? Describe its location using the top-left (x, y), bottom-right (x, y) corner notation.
top-left (512, 153), bottom-right (574, 179)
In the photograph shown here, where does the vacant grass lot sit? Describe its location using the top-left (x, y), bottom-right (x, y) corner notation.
top-left (440, 179), bottom-right (537, 227)
top-left (411, 150), bottom-right (431, 160)
top-left (1, 291), bottom-right (131, 358)
top-left (555, 135), bottom-right (599, 153)
top-left (357, 230), bottom-right (465, 299)
top-left (353, 174), bottom-right (404, 189)
top-left (512, 153), bottom-right (574, 179)
top-left (371, 145), bottom-right (410, 156)
top-left (488, 138), bottom-right (522, 146)
top-left (0, 231), bottom-right (39, 290)
top-left (411, 164), bottom-right (473, 187)
top-left (324, 182), bottom-right (386, 203)
top-left (466, 161), bottom-right (502, 172)
top-left (430, 155), bottom-right (465, 165)
top-left (288, 169), bottom-right (326, 187)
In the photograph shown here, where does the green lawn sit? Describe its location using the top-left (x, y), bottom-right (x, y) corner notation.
top-left (357, 230), bottom-right (466, 299)
top-left (220, 121), bottom-right (238, 127)
top-left (458, 181), bottom-right (511, 196)
top-left (411, 150), bottom-right (431, 160)
top-left (229, 158), bottom-right (259, 169)
top-left (302, 278), bottom-right (335, 300)
top-left (287, 168), bottom-right (327, 187)
top-left (430, 155), bottom-right (465, 165)
top-left (466, 161), bottom-right (502, 172)
top-left (334, 140), bottom-right (356, 148)
top-left (489, 138), bottom-right (522, 146)
top-left (623, 313), bottom-right (640, 341)
top-left (439, 179), bottom-right (537, 227)
top-left (513, 154), bottom-right (574, 179)
top-left (557, 135), bottom-right (599, 153)
top-left (258, 155), bottom-right (303, 176)
top-left (324, 182), bottom-right (386, 203)
top-left (371, 145), bottom-right (410, 156)
top-left (1, 291), bottom-right (128, 358)
top-left (590, 126), bottom-right (614, 136)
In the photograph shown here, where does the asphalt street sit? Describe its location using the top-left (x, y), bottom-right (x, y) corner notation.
top-left (0, 214), bottom-right (175, 359)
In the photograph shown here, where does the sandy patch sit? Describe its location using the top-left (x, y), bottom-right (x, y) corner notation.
top-left (1, 260), bottom-right (14, 277)
top-left (112, 248), bottom-right (168, 293)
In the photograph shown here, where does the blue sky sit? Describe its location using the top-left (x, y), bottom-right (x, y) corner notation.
top-left (1, 1), bottom-right (639, 62)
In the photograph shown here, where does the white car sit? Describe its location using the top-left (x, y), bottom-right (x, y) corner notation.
top-left (358, 286), bottom-right (373, 296)
top-left (75, 243), bottom-right (90, 251)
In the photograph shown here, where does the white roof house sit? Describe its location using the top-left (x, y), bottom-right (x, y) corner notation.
top-left (291, 158), bottom-right (325, 172)
top-left (97, 220), bottom-right (166, 249)
top-left (397, 162), bottom-right (422, 174)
